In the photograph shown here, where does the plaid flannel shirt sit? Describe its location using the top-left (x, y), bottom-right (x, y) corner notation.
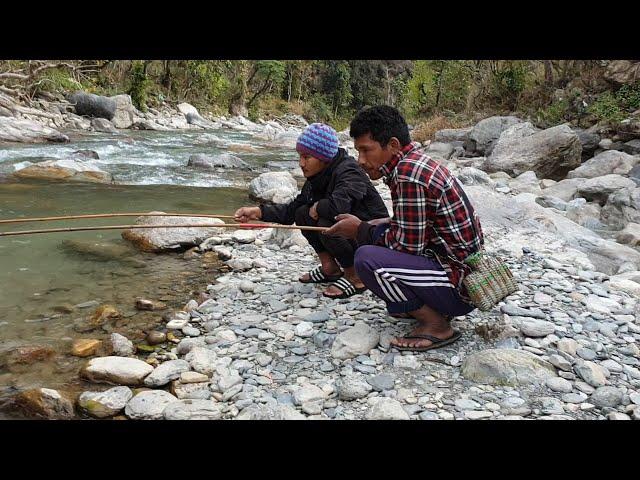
top-left (369, 142), bottom-right (484, 292)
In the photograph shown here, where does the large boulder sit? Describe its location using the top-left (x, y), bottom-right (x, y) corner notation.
top-left (185, 112), bottom-right (218, 129)
top-left (457, 167), bottom-right (496, 188)
top-left (248, 171), bottom-right (298, 204)
top-left (435, 127), bottom-right (472, 143)
top-left (466, 185), bottom-right (640, 273)
top-left (425, 141), bottom-right (455, 160)
top-left (564, 198), bottom-right (604, 230)
top-left (466, 116), bottom-right (523, 155)
top-left (67, 91), bottom-right (116, 119)
top-left (461, 349), bottom-right (557, 386)
top-left (622, 139), bottom-right (640, 156)
top-left (91, 118), bottom-right (118, 134)
top-left (604, 60), bottom-right (640, 86)
top-left (576, 174), bottom-right (637, 205)
top-left (121, 212), bottom-right (227, 252)
top-left (0, 117), bottom-right (69, 143)
top-left (110, 94), bottom-right (137, 129)
top-left (567, 150), bottom-right (639, 179)
top-left (616, 118), bottom-right (640, 143)
top-left (187, 153), bottom-right (250, 170)
top-left (572, 127), bottom-right (601, 160)
top-left (484, 123), bottom-right (582, 180)
top-left (13, 159), bottom-right (113, 184)
top-left (177, 103), bottom-right (199, 116)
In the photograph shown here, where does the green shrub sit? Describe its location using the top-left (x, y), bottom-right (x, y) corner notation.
top-left (587, 91), bottom-right (625, 122)
top-left (616, 83), bottom-right (640, 111)
top-left (128, 61), bottom-right (150, 112)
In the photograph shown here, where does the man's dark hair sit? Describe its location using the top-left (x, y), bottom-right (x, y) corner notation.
top-left (349, 105), bottom-right (411, 147)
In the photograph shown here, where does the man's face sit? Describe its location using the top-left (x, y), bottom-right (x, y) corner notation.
top-left (299, 153), bottom-right (328, 178)
top-left (354, 133), bottom-right (396, 180)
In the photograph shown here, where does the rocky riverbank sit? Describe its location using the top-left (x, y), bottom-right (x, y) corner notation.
top-left (2, 91), bottom-right (640, 420)
top-left (7, 218), bottom-right (639, 420)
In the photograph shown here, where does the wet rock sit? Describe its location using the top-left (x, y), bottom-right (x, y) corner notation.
top-left (145, 331), bottom-right (166, 345)
top-left (135, 298), bottom-right (167, 311)
top-left (0, 117), bottom-right (69, 143)
top-left (91, 117), bottom-right (117, 133)
top-left (14, 159), bottom-right (112, 184)
top-left (71, 339), bottom-right (102, 357)
top-left (80, 356), bottom-right (154, 386)
top-left (3, 344), bottom-right (55, 367)
top-left (77, 386), bottom-right (133, 418)
top-left (187, 153), bottom-right (249, 170)
top-left (122, 213), bottom-right (226, 253)
top-left (13, 388), bottom-right (75, 419)
top-left (110, 333), bottom-right (135, 356)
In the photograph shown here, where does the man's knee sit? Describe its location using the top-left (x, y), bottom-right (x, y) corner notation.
top-left (354, 245), bottom-right (379, 276)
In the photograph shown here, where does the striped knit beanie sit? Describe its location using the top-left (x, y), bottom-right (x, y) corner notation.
top-left (296, 123), bottom-right (340, 163)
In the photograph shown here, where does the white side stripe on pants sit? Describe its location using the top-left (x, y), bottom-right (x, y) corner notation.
top-left (374, 268), bottom-right (408, 302)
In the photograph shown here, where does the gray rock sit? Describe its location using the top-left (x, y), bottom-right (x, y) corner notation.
top-left (500, 304), bottom-right (547, 319)
top-left (589, 386), bottom-right (623, 408)
top-left (467, 116), bottom-right (523, 155)
top-left (457, 167), bottom-right (496, 187)
top-left (188, 153), bottom-right (250, 170)
top-left (236, 404), bottom-right (305, 420)
top-left (577, 174), bottom-right (637, 205)
top-left (80, 356), bottom-right (154, 386)
top-left (575, 361), bottom-right (607, 387)
top-left (78, 386), bottom-right (133, 418)
top-left (546, 377), bottom-right (573, 393)
top-left (567, 150), bottom-right (639, 179)
top-left (293, 384), bottom-right (326, 406)
top-left (484, 123), bottom-right (581, 180)
top-left (461, 349), bottom-right (557, 386)
top-left (110, 333), bottom-right (135, 356)
top-left (521, 319), bottom-right (556, 337)
top-left (67, 91), bottom-right (116, 120)
top-left (367, 374), bottom-right (396, 392)
top-left (91, 117), bottom-right (118, 133)
top-left (143, 360), bottom-right (190, 387)
top-left (249, 171), bottom-right (299, 204)
top-left (336, 374), bottom-right (373, 401)
top-left (163, 399), bottom-right (222, 420)
top-left (185, 347), bottom-right (217, 376)
top-left (124, 390), bottom-right (178, 420)
top-left (176, 337), bottom-right (206, 355)
top-left (0, 117), bottom-right (69, 144)
top-left (366, 398), bottom-right (410, 420)
top-left (331, 321), bottom-right (379, 360)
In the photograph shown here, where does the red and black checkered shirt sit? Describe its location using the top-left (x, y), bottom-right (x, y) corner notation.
top-left (362, 142), bottom-right (484, 292)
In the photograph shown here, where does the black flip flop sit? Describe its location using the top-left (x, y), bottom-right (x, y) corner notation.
top-left (299, 265), bottom-right (343, 284)
top-left (392, 330), bottom-right (462, 352)
top-left (323, 277), bottom-right (367, 299)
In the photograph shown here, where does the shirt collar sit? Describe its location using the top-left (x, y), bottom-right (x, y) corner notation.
top-left (379, 141), bottom-right (422, 180)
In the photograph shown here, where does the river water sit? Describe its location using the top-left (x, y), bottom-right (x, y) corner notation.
top-left (0, 127), bottom-right (299, 417)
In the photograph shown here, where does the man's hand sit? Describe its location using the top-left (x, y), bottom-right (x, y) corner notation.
top-left (322, 214), bottom-right (362, 240)
top-left (309, 202), bottom-right (319, 221)
top-left (234, 206), bottom-right (262, 223)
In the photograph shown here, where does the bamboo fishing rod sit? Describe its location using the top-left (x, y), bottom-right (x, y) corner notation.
top-left (0, 223), bottom-right (329, 237)
top-left (0, 212), bottom-right (237, 224)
